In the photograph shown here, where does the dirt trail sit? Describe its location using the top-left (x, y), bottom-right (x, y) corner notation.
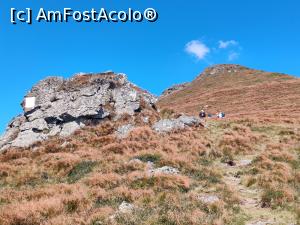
top-left (219, 157), bottom-right (295, 225)
top-left (205, 120), bottom-right (296, 225)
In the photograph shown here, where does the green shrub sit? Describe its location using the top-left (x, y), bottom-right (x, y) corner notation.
top-left (261, 188), bottom-right (285, 208)
top-left (135, 153), bottom-right (161, 163)
top-left (67, 161), bottom-right (97, 183)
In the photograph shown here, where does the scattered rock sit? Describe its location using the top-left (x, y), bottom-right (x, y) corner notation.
top-left (109, 201), bottom-right (135, 221)
top-left (115, 124), bottom-right (134, 138)
top-left (146, 161), bottom-right (155, 170)
top-left (118, 201), bottom-right (135, 214)
top-left (238, 159), bottom-right (252, 167)
top-left (1, 73), bottom-right (157, 150)
top-left (61, 141), bottom-right (70, 148)
top-left (200, 64), bottom-right (248, 77)
top-left (149, 166), bottom-right (179, 175)
top-left (152, 115), bottom-right (201, 133)
top-left (198, 195), bottom-right (220, 204)
top-left (142, 116), bottom-right (149, 123)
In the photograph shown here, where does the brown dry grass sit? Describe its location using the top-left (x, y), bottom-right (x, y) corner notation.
top-left (0, 110), bottom-right (300, 224)
top-left (158, 65), bottom-right (300, 120)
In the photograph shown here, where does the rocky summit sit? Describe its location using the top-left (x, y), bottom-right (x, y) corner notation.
top-left (0, 72), bottom-right (157, 149)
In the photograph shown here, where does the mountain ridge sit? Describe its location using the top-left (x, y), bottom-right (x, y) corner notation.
top-left (158, 64), bottom-right (300, 119)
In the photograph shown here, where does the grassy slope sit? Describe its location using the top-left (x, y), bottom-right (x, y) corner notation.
top-left (0, 117), bottom-right (299, 225)
top-left (158, 65), bottom-right (300, 119)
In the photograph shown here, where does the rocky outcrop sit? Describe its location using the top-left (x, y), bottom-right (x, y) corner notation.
top-left (198, 64), bottom-right (249, 78)
top-left (161, 82), bottom-right (190, 98)
top-left (0, 72), bottom-right (157, 150)
top-left (152, 115), bottom-right (201, 133)
top-left (160, 65), bottom-right (248, 98)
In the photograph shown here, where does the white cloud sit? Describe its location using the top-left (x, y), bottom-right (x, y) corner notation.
top-left (228, 52), bottom-right (239, 61)
top-left (218, 40), bottom-right (238, 49)
top-left (185, 40), bottom-right (210, 60)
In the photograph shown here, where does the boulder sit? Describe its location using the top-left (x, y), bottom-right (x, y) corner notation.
top-left (152, 115), bottom-right (201, 133)
top-left (118, 201), bottom-right (135, 214)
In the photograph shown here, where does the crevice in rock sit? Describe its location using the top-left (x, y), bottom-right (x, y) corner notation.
top-left (32, 128), bottom-right (43, 133)
top-left (24, 106), bottom-right (41, 117)
top-left (108, 81), bottom-right (116, 89)
top-left (50, 95), bottom-right (60, 102)
top-left (59, 113), bottom-right (76, 123)
top-left (134, 107), bottom-right (142, 113)
top-left (44, 117), bottom-right (63, 126)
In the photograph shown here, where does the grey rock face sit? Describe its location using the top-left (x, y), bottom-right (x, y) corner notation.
top-left (152, 115), bottom-right (201, 133)
top-left (0, 72), bottom-right (157, 150)
top-left (60, 121), bottom-right (85, 137)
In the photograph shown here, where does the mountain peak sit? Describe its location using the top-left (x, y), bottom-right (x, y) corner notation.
top-left (205, 64), bottom-right (248, 73)
top-left (198, 64), bottom-right (250, 78)
top-left (159, 65), bottom-right (300, 118)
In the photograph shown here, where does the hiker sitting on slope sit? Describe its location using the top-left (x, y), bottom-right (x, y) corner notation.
top-left (199, 110), bottom-right (206, 118)
top-left (217, 112), bottom-right (225, 118)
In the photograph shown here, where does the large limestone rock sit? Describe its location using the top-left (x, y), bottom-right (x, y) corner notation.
top-left (0, 72), bottom-right (157, 150)
top-left (152, 115), bottom-right (201, 133)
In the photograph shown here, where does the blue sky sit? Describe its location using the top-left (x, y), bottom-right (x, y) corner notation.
top-left (0, 0), bottom-right (300, 133)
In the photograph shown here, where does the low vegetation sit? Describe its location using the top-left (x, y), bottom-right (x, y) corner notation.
top-left (0, 116), bottom-right (299, 225)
